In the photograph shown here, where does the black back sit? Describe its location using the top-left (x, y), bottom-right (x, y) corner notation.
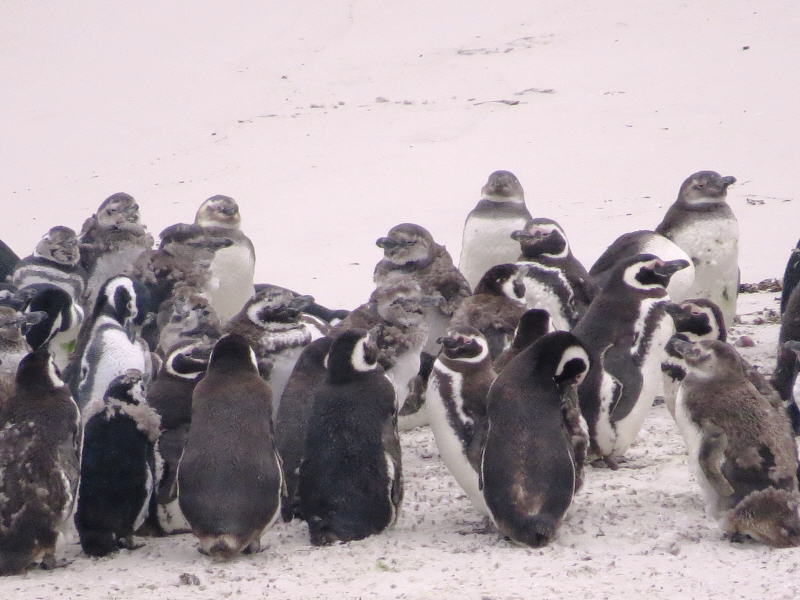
top-left (781, 240), bottom-right (800, 315)
top-left (0, 239), bottom-right (19, 283)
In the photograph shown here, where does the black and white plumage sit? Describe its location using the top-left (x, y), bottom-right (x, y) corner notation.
top-left (774, 243), bottom-right (800, 434)
top-left (655, 171), bottom-right (738, 327)
top-left (178, 334), bottom-right (282, 560)
top-left (0, 350), bottom-right (80, 575)
top-left (493, 308), bottom-right (551, 373)
top-left (671, 340), bottom-right (800, 547)
top-left (194, 195), bottom-right (256, 324)
top-left (75, 370), bottom-right (160, 556)
top-left (299, 329), bottom-right (402, 545)
top-left (375, 223), bottom-right (470, 355)
top-left (18, 283), bottom-right (83, 370)
top-left (0, 238), bottom-right (19, 284)
top-left (12, 226), bottom-right (86, 302)
top-left (575, 254), bottom-right (688, 466)
top-left (426, 327), bottom-right (495, 516)
top-left (513, 218), bottom-right (597, 329)
top-left (481, 331), bottom-right (590, 547)
top-left (450, 263), bottom-right (526, 359)
top-left (459, 170), bottom-right (533, 291)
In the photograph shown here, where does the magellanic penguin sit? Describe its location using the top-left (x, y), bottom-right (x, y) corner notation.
top-left (0, 306), bottom-right (46, 407)
top-left (459, 170), bottom-right (533, 291)
top-left (671, 339), bottom-right (800, 547)
top-left (76, 370), bottom-right (160, 556)
top-left (79, 192), bottom-right (154, 314)
top-left (513, 218), bottom-right (597, 329)
top-left (493, 308), bottom-right (551, 373)
top-left (18, 283), bottom-right (84, 371)
top-left (274, 337), bottom-right (332, 522)
top-left (12, 226), bottom-right (86, 303)
top-left (426, 327), bottom-right (495, 516)
top-left (178, 334), bottom-right (282, 560)
top-left (780, 239), bottom-right (800, 315)
top-left (194, 195), bottom-right (256, 324)
top-left (655, 171), bottom-right (738, 327)
top-left (774, 280), bottom-right (800, 433)
top-left (299, 329), bottom-right (402, 545)
top-left (450, 264), bottom-right (526, 359)
top-left (575, 254), bottom-right (689, 467)
top-left (481, 331), bottom-right (590, 547)
top-left (154, 285), bottom-right (220, 358)
top-left (374, 223), bottom-right (471, 356)
top-left (0, 350), bottom-right (81, 575)
top-left (224, 285), bottom-right (326, 412)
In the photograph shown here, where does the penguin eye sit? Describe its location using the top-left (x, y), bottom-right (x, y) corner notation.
top-left (693, 183), bottom-right (705, 190)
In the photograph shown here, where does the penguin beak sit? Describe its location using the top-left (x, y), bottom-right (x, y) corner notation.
top-left (289, 294), bottom-right (314, 312)
top-left (437, 336), bottom-right (461, 349)
top-left (221, 206), bottom-right (237, 216)
top-left (512, 279), bottom-right (526, 299)
top-left (669, 339), bottom-right (700, 359)
top-left (376, 237), bottom-right (397, 250)
top-left (719, 176), bottom-right (736, 189)
top-left (510, 229), bottom-right (532, 241)
top-left (664, 302), bottom-right (686, 318)
top-left (653, 259), bottom-right (690, 277)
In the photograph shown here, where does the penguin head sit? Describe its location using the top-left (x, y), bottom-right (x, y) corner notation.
top-left (15, 349), bottom-right (64, 391)
top-left (481, 170), bottom-right (524, 203)
top-left (169, 287), bottom-right (220, 336)
top-left (473, 264), bottom-right (525, 299)
top-left (104, 369), bottom-right (146, 405)
top-left (526, 331), bottom-right (591, 386)
top-left (159, 223), bottom-right (234, 259)
top-left (724, 489), bottom-right (800, 549)
top-left (512, 218), bottom-right (569, 259)
top-left (670, 339), bottom-right (743, 381)
top-left (245, 286), bottom-right (312, 328)
top-left (665, 298), bottom-right (726, 342)
top-left (436, 326), bottom-right (489, 363)
top-left (373, 279), bottom-right (425, 326)
top-left (511, 308), bottom-right (552, 350)
top-left (678, 171), bottom-right (736, 208)
top-left (95, 275), bottom-right (151, 334)
top-left (19, 285), bottom-right (76, 350)
top-left (207, 333), bottom-right (259, 375)
top-left (0, 305), bottom-right (45, 346)
top-left (195, 195), bottom-right (241, 229)
top-left (618, 254), bottom-right (689, 294)
top-left (376, 223), bottom-right (435, 267)
top-left (326, 329), bottom-right (379, 383)
top-left (96, 192), bottom-right (145, 233)
top-left (34, 226), bottom-right (80, 266)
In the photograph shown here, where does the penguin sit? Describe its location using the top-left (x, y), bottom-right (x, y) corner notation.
top-left (493, 308), bottom-right (551, 373)
top-left (254, 283), bottom-right (350, 324)
top-left (194, 195), bottom-right (256, 324)
top-left (71, 275), bottom-right (154, 411)
top-left (458, 170), bottom-right (533, 291)
top-left (780, 239), bottom-right (800, 315)
top-left (513, 218), bottom-right (597, 329)
top-left (589, 230), bottom-right (696, 302)
top-left (774, 282), bottom-right (800, 434)
top-left (75, 370), bottom-right (160, 556)
top-left (374, 223), bottom-right (471, 355)
top-left (0, 350), bottom-right (80, 574)
top-left (480, 331), bottom-right (590, 547)
top-left (224, 285), bottom-right (326, 411)
top-left (671, 339), bottom-right (800, 547)
top-left (655, 170), bottom-right (739, 327)
top-left (450, 264), bottom-right (526, 359)
top-left (575, 254), bottom-right (689, 467)
top-left (0, 306), bottom-right (46, 405)
top-left (18, 283), bottom-right (84, 370)
top-left (274, 337), bottom-right (332, 522)
top-left (178, 334), bottom-right (282, 560)
top-left (299, 329), bottom-right (402, 545)
top-left (155, 285), bottom-right (220, 358)
top-left (12, 226), bottom-right (86, 302)
top-left (0, 238), bottom-right (19, 283)
top-left (79, 192), bottom-right (153, 313)
top-left (426, 327), bottom-right (495, 516)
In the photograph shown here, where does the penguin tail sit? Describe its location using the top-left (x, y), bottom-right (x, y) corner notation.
top-left (79, 528), bottom-right (118, 557)
top-left (504, 514), bottom-right (558, 548)
top-left (202, 535), bottom-right (242, 561)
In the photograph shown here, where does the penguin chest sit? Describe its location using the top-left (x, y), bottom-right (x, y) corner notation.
top-left (426, 365), bottom-right (488, 515)
top-left (518, 265), bottom-right (575, 330)
top-left (422, 306), bottom-right (451, 355)
top-left (207, 243), bottom-right (255, 321)
top-left (79, 327), bottom-right (147, 408)
top-left (386, 350), bottom-right (422, 410)
top-left (460, 215), bottom-right (528, 288)
top-left (269, 346), bottom-right (305, 413)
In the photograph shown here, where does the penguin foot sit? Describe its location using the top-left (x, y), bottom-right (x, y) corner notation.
top-left (458, 517), bottom-right (494, 535)
top-left (243, 539), bottom-right (263, 555)
top-left (39, 553), bottom-right (72, 570)
top-left (118, 536), bottom-right (144, 551)
top-left (590, 456), bottom-right (620, 470)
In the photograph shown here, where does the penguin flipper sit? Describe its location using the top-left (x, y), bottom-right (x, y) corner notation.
top-left (698, 420), bottom-right (735, 498)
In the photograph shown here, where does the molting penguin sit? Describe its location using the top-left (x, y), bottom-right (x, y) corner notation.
top-left (459, 170), bottom-right (533, 291)
top-left (194, 195), bottom-right (256, 324)
top-left (0, 306), bottom-right (46, 406)
top-left (575, 254), bottom-right (688, 467)
top-left (75, 370), bottom-right (160, 556)
top-left (493, 308), bottom-right (551, 373)
top-left (299, 329), bottom-right (402, 545)
top-left (178, 334), bottom-right (282, 560)
top-left (513, 218), bottom-right (597, 329)
top-left (481, 331), bottom-right (590, 547)
top-left (774, 248), bottom-right (800, 433)
top-left (0, 350), bottom-right (80, 574)
top-left (426, 327), bottom-right (495, 516)
top-left (12, 226), bottom-right (86, 302)
top-left (450, 264), bottom-right (526, 359)
top-left (374, 223), bottom-right (470, 356)
top-left (671, 339), bottom-right (800, 547)
top-left (655, 171), bottom-right (738, 327)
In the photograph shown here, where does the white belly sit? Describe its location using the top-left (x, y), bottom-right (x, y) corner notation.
top-left (79, 327), bottom-right (146, 411)
top-left (638, 234), bottom-right (696, 301)
top-left (426, 369), bottom-right (489, 516)
top-left (422, 307), bottom-right (451, 355)
top-left (269, 346), bottom-right (305, 416)
top-left (206, 244), bottom-right (255, 324)
top-left (661, 370), bottom-right (681, 418)
top-left (387, 350), bottom-right (422, 411)
top-left (519, 267), bottom-right (573, 331)
top-left (459, 215), bottom-right (529, 290)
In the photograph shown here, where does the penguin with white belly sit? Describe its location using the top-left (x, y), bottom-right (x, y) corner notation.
top-left (481, 331), bottom-right (590, 547)
top-left (194, 195), bottom-right (256, 324)
top-left (426, 326), bottom-right (495, 516)
top-left (459, 170), bottom-right (533, 291)
top-left (575, 254), bottom-right (688, 467)
top-left (12, 226), bottom-right (86, 303)
top-left (76, 370), bottom-right (160, 556)
top-left (655, 171), bottom-right (738, 327)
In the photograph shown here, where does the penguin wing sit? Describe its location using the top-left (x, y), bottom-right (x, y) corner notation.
top-left (466, 415), bottom-right (488, 473)
top-left (697, 419), bottom-right (736, 498)
top-left (382, 413), bottom-right (403, 508)
top-left (572, 272), bottom-right (599, 310)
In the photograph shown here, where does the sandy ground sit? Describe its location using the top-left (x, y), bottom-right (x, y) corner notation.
top-left (2, 0), bottom-right (800, 598)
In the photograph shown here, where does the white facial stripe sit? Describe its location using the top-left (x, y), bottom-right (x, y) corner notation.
top-left (351, 339), bottom-right (376, 372)
top-left (456, 336), bottom-right (489, 364)
top-left (247, 300), bottom-right (269, 326)
top-left (47, 357), bottom-right (64, 387)
top-left (248, 346), bottom-right (259, 372)
top-left (501, 278), bottom-right (520, 300)
top-left (555, 345), bottom-right (589, 380)
top-left (622, 262), bottom-right (662, 290)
